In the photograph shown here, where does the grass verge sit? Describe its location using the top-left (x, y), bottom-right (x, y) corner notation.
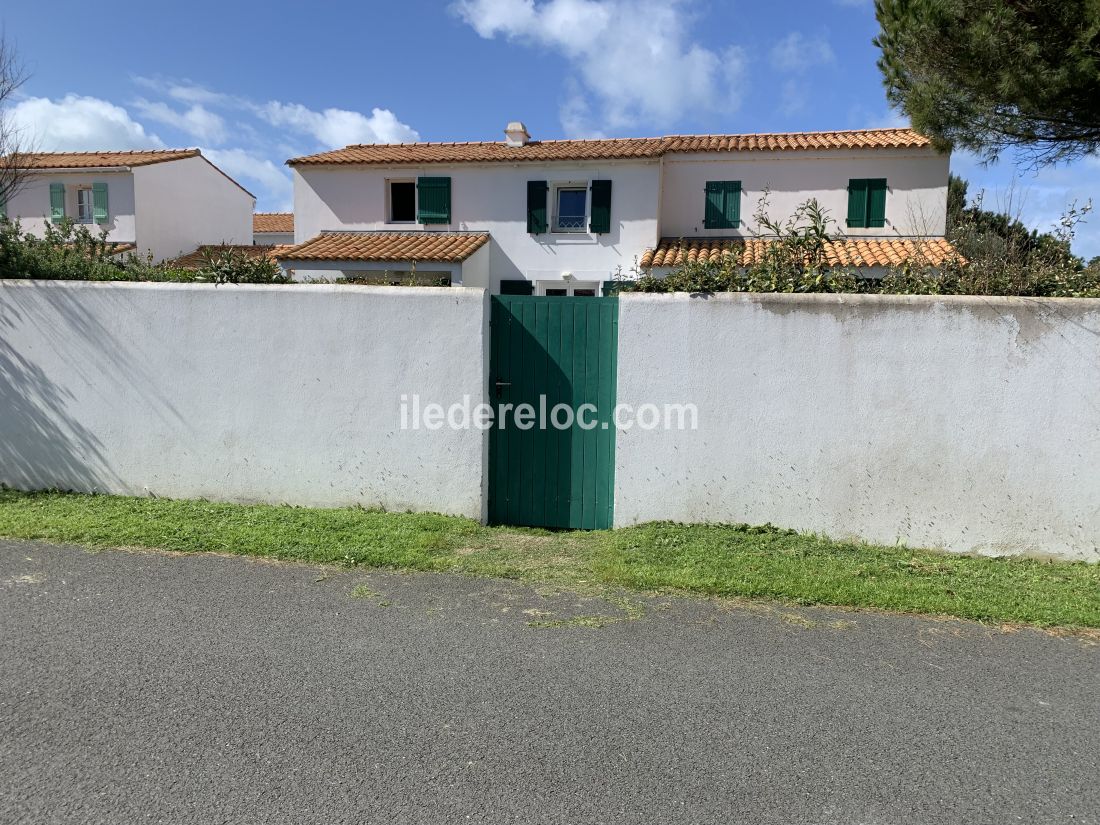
top-left (0, 489), bottom-right (1097, 628)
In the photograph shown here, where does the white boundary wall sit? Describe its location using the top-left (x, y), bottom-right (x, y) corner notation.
top-left (0, 281), bottom-right (489, 520)
top-left (615, 292), bottom-right (1100, 561)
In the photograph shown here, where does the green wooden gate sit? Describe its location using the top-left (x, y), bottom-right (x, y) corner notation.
top-left (488, 295), bottom-right (619, 530)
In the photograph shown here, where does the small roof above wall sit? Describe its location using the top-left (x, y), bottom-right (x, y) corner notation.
top-left (287, 128), bottom-right (932, 166)
top-left (640, 237), bottom-right (964, 269)
top-left (253, 212), bottom-right (294, 233)
top-left (275, 231), bottom-right (490, 263)
top-left (169, 244), bottom-right (279, 269)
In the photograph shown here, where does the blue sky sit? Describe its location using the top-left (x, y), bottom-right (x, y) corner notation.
top-left (3, 0), bottom-right (1096, 256)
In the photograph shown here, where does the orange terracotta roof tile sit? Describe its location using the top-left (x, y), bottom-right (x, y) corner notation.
top-left (288, 129), bottom-right (930, 166)
top-left (639, 237), bottom-right (963, 269)
top-left (12, 150), bottom-right (201, 169)
top-left (269, 244), bottom-right (298, 259)
top-left (660, 129), bottom-right (930, 153)
top-left (275, 231), bottom-right (490, 263)
top-left (253, 213), bottom-right (294, 233)
top-left (169, 244), bottom-right (278, 269)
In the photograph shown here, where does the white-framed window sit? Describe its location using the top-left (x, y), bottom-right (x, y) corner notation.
top-left (535, 280), bottom-right (599, 296)
top-left (388, 179), bottom-right (416, 223)
top-left (552, 184), bottom-right (587, 233)
top-left (76, 188), bottom-right (96, 224)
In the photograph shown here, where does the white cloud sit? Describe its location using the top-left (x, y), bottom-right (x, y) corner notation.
top-left (769, 34), bottom-right (834, 114)
top-left (137, 75), bottom-right (421, 147)
top-left (6, 94), bottom-right (164, 152)
top-left (133, 100), bottom-right (227, 144)
top-left (7, 80), bottom-right (420, 212)
top-left (559, 81), bottom-right (606, 139)
top-left (258, 102), bottom-right (419, 147)
top-left (779, 79), bottom-right (808, 116)
top-left (452, 0), bottom-right (747, 135)
top-left (203, 148), bottom-right (293, 208)
top-left (769, 32), bottom-right (835, 73)
top-left (134, 77), bottom-right (239, 108)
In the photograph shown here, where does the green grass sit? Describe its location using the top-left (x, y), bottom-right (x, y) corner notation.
top-left (1, 488), bottom-right (1098, 629)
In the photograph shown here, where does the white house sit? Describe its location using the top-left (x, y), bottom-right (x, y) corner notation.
top-left (2, 150), bottom-right (254, 263)
top-left (253, 212), bottom-right (294, 245)
top-left (279, 124), bottom-right (955, 292)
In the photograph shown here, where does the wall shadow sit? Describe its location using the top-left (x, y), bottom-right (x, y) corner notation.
top-left (0, 283), bottom-right (191, 493)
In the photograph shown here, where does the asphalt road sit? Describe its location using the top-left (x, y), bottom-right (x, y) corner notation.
top-left (1, 539), bottom-right (1097, 825)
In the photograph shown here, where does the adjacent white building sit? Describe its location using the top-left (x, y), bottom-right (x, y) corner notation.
top-left (2, 150), bottom-right (255, 262)
top-left (280, 124), bottom-right (955, 291)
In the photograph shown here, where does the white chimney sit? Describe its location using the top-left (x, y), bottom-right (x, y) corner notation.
top-left (504, 121), bottom-right (531, 147)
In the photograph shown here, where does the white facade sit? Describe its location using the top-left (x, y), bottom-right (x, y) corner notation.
top-left (133, 155), bottom-right (254, 261)
top-left (6, 172), bottom-right (137, 248)
top-left (290, 136), bottom-right (950, 291)
top-left (659, 148), bottom-right (949, 238)
top-left (293, 161), bottom-right (661, 290)
top-left (5, 154), bottom-right (254, 262)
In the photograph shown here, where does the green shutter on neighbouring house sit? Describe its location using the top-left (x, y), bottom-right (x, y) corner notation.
top-left (417, 176), bottom-right (451, 224)
top-left (0, 195), bottom-right (6, 220)
top-left (499, 279), bottom-right (534, 295)
top-left (49, 183), bottom-right (66, 223)
top-left (704, 181), bottom-right (741, 229)
top-left (527, 180), bottom-right (548, 234)
top-left (589, 179), bottom-right (612, 233)
top-left (92, 182), bottom-right (109, 224)
top-left (846, 179), bottom-right (868, 228)
top-left (866, 178), bottom-right (887, 227)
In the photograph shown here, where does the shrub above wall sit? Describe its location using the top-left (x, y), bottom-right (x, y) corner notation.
top-left (0, 219), bottom-right (288, 284)
top-left (630, 195), bottom-right (1100, 298)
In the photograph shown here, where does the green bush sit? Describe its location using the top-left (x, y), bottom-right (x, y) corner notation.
top-left (0, 219), bottom-right (288, 285)
top-left (630, 189), bottom-right (1100, 298)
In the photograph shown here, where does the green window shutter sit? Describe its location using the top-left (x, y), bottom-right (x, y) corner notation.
top-left (602, 280), bottom-right (619, 296)
top-left (499, 279), bottom-right (533, 295)
top-left (589, 179), bottom-right (611, 234)
top-left (724, 181), bottom-right (741, 228)
top-left (417, 176), bottom-right (451, 224)
top-left (866, 178), bottom-right (887, 227)
top-left (846, 179), bottom-right (868, 228)
top-left (49, 183), bottom-right (66, 223)
top-left (92, 182), bottom-right (109, 224)
top-left (0, 194), bottom-right (6, 220)
top-left (527, 180), bottom-right (547, 234)
top-left (704, 181), bottom-right (740, 229)
top-left (704, 181), bottom-right (724, 229)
